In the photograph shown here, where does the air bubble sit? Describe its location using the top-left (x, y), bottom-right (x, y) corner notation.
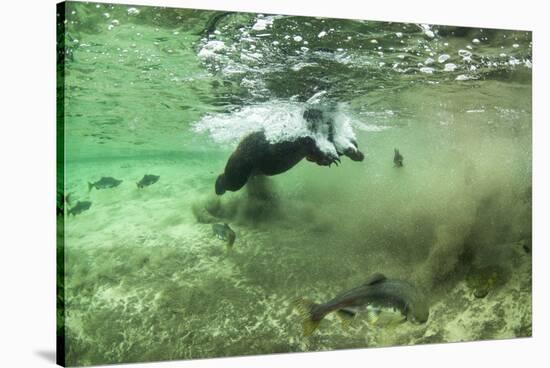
top-left (444, 63), bottom-right (457, 72)
top-left (438, 54), bottom-right (450, 63)
top-left (458, 49), bottom-right (472, 58)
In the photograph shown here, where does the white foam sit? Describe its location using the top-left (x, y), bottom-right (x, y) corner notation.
top-left (420, 24), bottom-right (435, 38)
top-left (355, 122), bottom-right (390, 132)
top-left (193, 101), bottom-right (361, 158)
top-left (252, 17), bottom-right (274, 31)
top-left (240, 52), bottom-right (263, 63)
top-left (305, 91), bottom-right (327, 105)
top-left (198, 40), bottom-right (226, 59)
top-left (332, 107), bottom-right (359, 153)
top-left (508, 57), bottom-right (521, 66)
top-left (291, 62), bottom-right (317, 71)
top-left (193, 101), bottom-right (310, 146)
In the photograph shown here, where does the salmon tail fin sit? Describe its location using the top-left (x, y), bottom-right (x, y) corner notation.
top-left (293, 298), bottom-right (322, 337)
top-left (88, 182), bottom-right (94, 192)
top-left (302, 319), bottom-right (321, 337)
top-left (336, 309), bottom-right (356, 330)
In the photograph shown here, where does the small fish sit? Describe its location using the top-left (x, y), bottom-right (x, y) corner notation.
top-left (68, 201), bottom-right (92, 216)
top-left (294, 273), bottom-right (429, 336)
top-left (137, 174), bottom-right (160, 188)
top-left (212, 223), bottom-right (236, 247)
top-left (88, 177), bottom-right (123, 191)
top-left (393, 148), bottom-right (404, 167)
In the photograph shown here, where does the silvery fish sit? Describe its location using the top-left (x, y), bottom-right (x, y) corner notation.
top-left (294, 273), bottom-right (429, 336)
top-left (68, 201), bottom-right (92, 216)
top-left (137, 174), bottom-right (160, 188)
top-left (88, 177), bottom-right (122, 191)
top-left (212, 223), bottom-right (236, 247)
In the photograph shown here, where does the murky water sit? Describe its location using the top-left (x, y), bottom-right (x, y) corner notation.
top-left (58, 2), bottom-right (532, 366)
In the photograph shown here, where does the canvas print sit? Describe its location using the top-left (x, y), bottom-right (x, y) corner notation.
top-left (56, 1), bottom-right (532, 366)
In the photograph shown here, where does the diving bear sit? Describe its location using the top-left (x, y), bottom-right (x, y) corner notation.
top-left (215, 108), bottom-right (364, 195)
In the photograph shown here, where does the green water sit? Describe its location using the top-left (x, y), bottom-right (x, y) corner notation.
top-left (58, 2), bottom-right (532, 366)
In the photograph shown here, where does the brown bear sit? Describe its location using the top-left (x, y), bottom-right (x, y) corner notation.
top-left (214, 108), bottom-right (364, 195)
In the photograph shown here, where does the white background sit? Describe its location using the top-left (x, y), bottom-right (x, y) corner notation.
top-left (0, 0), bottom-right (548, 367)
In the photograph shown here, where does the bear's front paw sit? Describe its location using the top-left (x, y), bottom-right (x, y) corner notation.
top-left (344, 148), bottom-right (365, 162)
top-left (318, 154), bottom-right (341, 167)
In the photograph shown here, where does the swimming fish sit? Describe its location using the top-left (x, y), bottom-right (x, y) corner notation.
top-left (212, 223), bottom-right (236, 247)
top-left (68, 201), bottom-right (92, 216)
top-left (88, 177), bottom-right (122, 191)
top-left (294, 273), bottom-right (429, 336)
top-left (137, 174), bottom-right (160, 188)
top-left (393, 148), bottom-right (404, 167)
